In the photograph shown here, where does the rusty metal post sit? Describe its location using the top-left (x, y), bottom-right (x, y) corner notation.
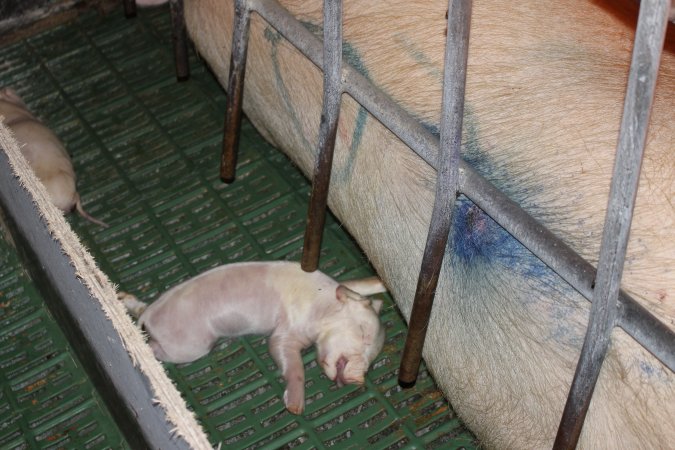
top-left (123, 0), bottom-right (137, 18)
top-left (170, 0), bottom-right (190, 81)
top-left (221, 0), bottom-right (252, 183)
top-left (398, 0), bottom-right (471, 387)
top-left (301, 0), bottom-right (343, 272)
top-left (553, 0), bottom-right (670, 447)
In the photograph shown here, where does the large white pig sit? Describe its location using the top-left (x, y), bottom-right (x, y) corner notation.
top-left (183, 0), bottom-right (674, 448)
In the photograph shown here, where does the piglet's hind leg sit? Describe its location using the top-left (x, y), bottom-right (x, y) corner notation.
top-left (269, 333), bottom-right (306, 415)
top-left (148, 339), bottom-right (172, 361)
top-left (117, 291), bottom-right (147, 317)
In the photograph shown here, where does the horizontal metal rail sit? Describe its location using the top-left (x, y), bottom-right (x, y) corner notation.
top-left (236, 0), bottom-right (674, 373)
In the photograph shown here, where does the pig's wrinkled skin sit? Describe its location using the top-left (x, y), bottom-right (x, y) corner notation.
top-left (183, 0), bottom-right (674, 447)
top-left (120, 261), bottom-right (386, 415)
top-left (0, 88), bottom-right (108, 227)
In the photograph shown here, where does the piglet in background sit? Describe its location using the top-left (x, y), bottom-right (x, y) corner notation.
top-left (0, 87), bottom-right (108, 227)
top-left (119, 261), bottom-right (387, 415)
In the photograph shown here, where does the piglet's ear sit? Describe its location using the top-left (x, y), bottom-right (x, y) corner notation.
top-left (371, 299), bottom-right (383, 314)
top-left (336, 285), bottom-right (350, 303)
top-left (336, 285), bottom-right (363, 303)
top-left (1, 87), bottom-right (22, 103)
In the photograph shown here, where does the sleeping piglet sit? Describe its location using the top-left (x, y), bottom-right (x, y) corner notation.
top-left (0, 87), bottom-right (108, 227)
top-left (119, 260), bottom-right (387, 414)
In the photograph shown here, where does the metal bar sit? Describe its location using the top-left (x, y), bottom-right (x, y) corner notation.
top-left (247, 0), bottom-right (674, 371)
top-left (170, 0), bottom-right (190, 81)
top-left (301, 0), bottom-right (343, 272)
top-left (554, 1), bottom-right (670, 447)
top-left (123, 0), bottom-right (136, 18)
top-left (398, 0), bottom-right (471, 387)
top-left (220, 0), bottom-right (252, 183)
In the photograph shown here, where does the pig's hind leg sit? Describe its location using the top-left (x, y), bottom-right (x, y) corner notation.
top-left (269, 332), bottom-right (307, 415)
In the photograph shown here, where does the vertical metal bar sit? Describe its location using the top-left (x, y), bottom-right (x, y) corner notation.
top-left (170, 0), bottom-right (190, 81)
top-left (398, 0), bottom-right (472, 387)
top-left (300, 0), bottom-right (343, 272)
top-left (123, 0), bottom-right (137, 18)
top-left (553, 1), bottom-right (669, 447)
top-left (220, 0), bottom-right (252, 183)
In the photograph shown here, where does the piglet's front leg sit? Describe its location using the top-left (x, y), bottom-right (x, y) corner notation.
top-left (269, 332), bottom-right (307, 415)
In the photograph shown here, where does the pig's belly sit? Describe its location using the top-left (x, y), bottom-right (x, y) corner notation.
top-left (185, 0), bottom-right (674, 447)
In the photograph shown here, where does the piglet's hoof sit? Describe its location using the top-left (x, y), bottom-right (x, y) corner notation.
top-left (283, 389), bottom-right (304, 415)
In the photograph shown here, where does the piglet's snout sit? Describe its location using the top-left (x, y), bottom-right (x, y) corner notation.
top-left (334, 356), bottom-right (364, 387)
top-left (335, 356), bottom-right (348, 387)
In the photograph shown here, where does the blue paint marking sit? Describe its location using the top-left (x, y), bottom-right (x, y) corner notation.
top-left (342, 43), bottom-right (371, 81)
top-left (393, 33), bottom-right (442, 81)
top-left (423, 107), bottom-right (581, 330)
top-left (450, 196), bottom-right (546, 280)
top-left (420, 108), bottom-right (550, 274)
top-left (547, 300), bottom-right (585, 348)
top-left (299, 21), bottom-right (372, 81)
top-left (263, 26), bottom-right (281, 45)
top-left (350, 106), bottom-right (368, 152)
top-left (451, 198), bottom-right (509, 265)
top-left (422, 109), bottom-right (533, 211)
top-left (338, 35), bottom-right (370, 154)
top-left (637, 359), bottom-right (670, 382)
top-left (299, 21), bottom-right (370, 154)
top-left (640, 360), bottom-right (656, 376)
top-left (263, 27), bottom-right (313, 152)
top-left (436, 112), bottom-right (589, 347)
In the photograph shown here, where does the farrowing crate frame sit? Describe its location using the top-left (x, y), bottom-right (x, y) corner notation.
top-left (127, 0), bottom-right (675, 447)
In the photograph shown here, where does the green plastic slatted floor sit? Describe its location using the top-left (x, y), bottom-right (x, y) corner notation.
top-left (0, 4), bottom-right (478, 449)
top-left (0, 231), bottom-right (129, 449)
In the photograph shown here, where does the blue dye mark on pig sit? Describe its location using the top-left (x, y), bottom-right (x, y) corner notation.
top-left (393, 33), bottom-right (443, 81)
top-left (300, 20), bottom-right (371, 154)
top-left (298, 21), bottom-right (372, 82)
top-left (450, 196), bottom-right (542, 280)
top-left (421, 110), bottom-right (588, 348)
top-left (448, 195), bottom-right (586, 348)
top-left (264, 24), bottom-right (370, 158)
top-left (264, 27), bottom-right (313, 152)
top-left (421, 107), bottom-right (550, 268)
top-left (640, 360), bottom-right (656, 376)
top-left (637, 360), bottom-right (670, 381)
top-left (451, 198), bottom-right (511, 265)
top-left (422, 109), bottom-right (535, 214)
